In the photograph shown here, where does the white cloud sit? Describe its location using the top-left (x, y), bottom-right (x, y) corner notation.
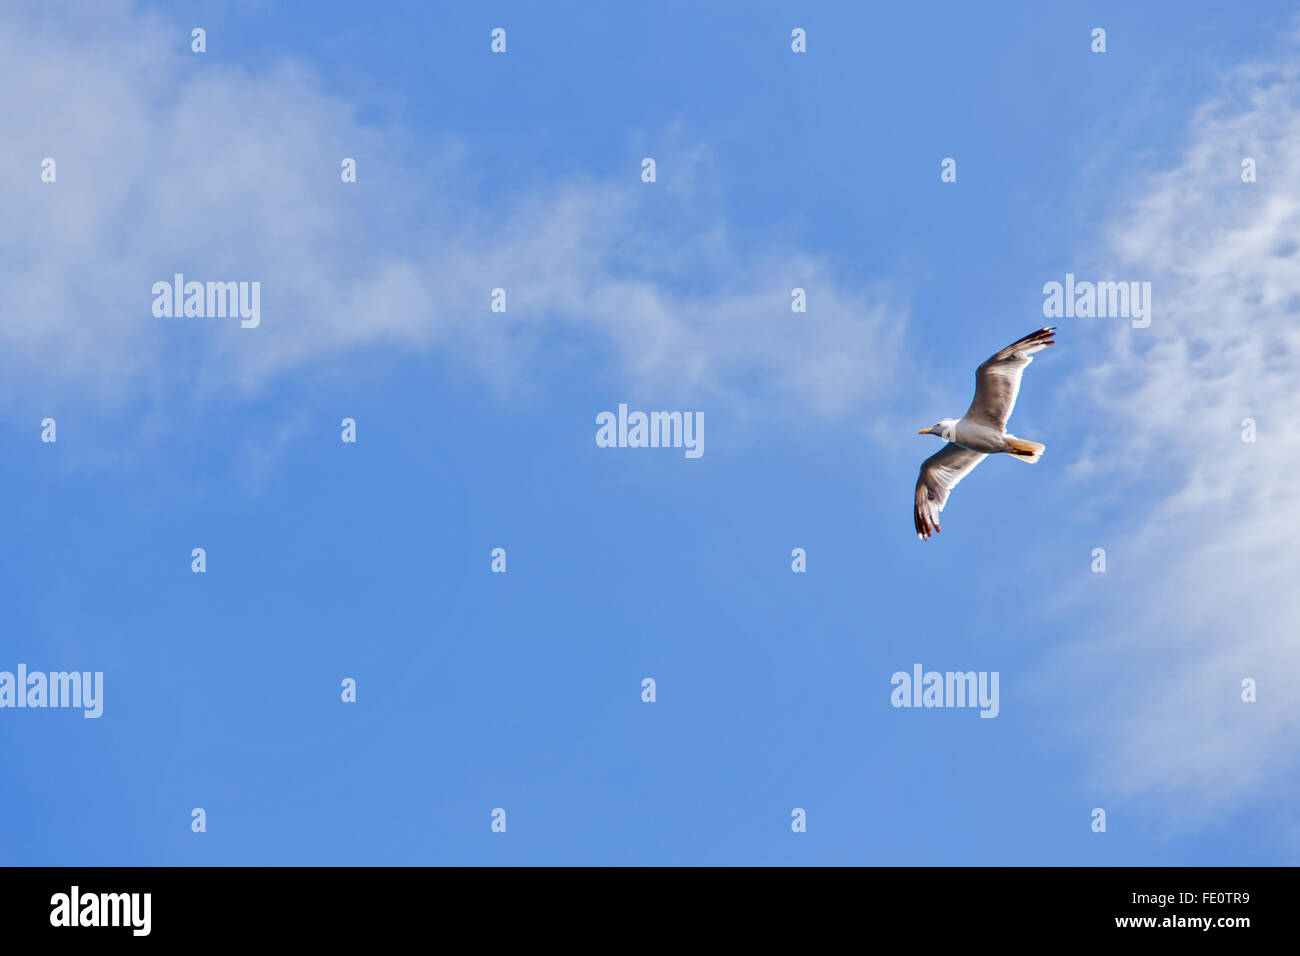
top-left (1061, 51), bottom-right (1300, 818)
top-left (0, 1), bottom-right (903, 423)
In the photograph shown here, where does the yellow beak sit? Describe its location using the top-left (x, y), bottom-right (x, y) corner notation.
top-left (918, 428), bottom-right (933, 435)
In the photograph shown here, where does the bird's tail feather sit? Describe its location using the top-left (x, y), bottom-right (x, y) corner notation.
top-left (1006, 437), bottom-right (1045, 463)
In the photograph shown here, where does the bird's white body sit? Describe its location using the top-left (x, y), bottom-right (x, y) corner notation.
top-left (930, 417), bottom-right (1034, 457)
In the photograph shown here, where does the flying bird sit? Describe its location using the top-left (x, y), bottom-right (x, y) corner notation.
top-left (914, 326), bottom-right (1055, 540)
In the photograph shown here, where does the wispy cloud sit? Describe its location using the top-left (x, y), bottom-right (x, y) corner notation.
top-left (1059, 45), bottom-right (1300, 818)
top-left (0, 1), bottom-right (903, 424)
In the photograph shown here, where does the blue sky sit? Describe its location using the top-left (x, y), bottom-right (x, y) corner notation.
top-left (3, 0), bottom-right (1299, 864)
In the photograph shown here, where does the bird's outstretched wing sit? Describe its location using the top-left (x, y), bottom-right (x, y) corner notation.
top-left (964, 326), bottom-right (1055, 432)
top-left (914, 443), bottom-right (987, 540)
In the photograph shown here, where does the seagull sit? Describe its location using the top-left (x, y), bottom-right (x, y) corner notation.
top-left (914, 326), bottom-right (1055, 540)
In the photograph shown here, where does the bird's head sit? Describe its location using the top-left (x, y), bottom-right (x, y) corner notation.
top-left (919, 419), bottom-right (957, 441)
